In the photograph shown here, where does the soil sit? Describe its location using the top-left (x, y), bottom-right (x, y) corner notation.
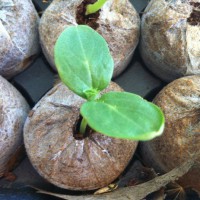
top-left (0, 0), bottom-right (40, 79)
top-left (73, 116), bottom-right (94, 140)
top-left (0, 75), bottom-right (29, 178)
top-left (140, 0), bottom-right (200, 82)
top-left (24, 82), bottom-right (138, 191)
top-left (140, 75), bottom-right (200, 193)
top-left (187, 2), bottom-right (200, 26)
top-left (39, 0), bottom-right (140, 78)
top-left (76, 0), bottom-right (100, 29)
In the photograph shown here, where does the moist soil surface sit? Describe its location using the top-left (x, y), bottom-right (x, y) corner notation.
top-left (187, 2), bottom-right (200, 26)
top-left (76, 0), bottom-right (100, 29)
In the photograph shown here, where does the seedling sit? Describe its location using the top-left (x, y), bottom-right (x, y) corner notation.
top-left (85, 0), bottom-right (107, 15)
top-left (54, 25), bottom-right (165, 141)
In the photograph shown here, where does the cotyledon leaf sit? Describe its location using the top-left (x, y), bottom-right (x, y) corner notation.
top-left (54, 25), bottom-right (114, 100)
top-left (81, 92), bottom-right (165, 141)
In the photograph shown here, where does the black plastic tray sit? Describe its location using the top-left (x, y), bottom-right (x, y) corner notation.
top-left (0, 0), bottom-right (190, 199)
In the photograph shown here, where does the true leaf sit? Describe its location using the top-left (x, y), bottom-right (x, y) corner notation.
top-left (81, 92), bottom-right (165, 141)
top-left (54, 25), bottom-right (113, 100)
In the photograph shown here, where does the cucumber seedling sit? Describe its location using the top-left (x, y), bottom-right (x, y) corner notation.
top-left (54, 25), bottom-right (165, 141)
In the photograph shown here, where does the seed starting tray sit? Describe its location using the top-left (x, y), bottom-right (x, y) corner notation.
top-left (1, 0), bottom-right (196, 199)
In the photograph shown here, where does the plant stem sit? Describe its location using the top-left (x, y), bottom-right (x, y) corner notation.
top-left (85, 0), bottom-right (107, 15)
top-left (79, 117), bottom-right (88, 135)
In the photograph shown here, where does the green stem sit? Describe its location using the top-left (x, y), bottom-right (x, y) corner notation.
top-left (79, 117), bottom-right (88, 135)
top-left (85, 0), bottom-right (107, 15)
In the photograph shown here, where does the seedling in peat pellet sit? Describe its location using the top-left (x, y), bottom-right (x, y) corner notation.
top-left (54, 25), bottom-right (165, 141)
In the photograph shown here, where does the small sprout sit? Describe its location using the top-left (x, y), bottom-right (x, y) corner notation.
top-left (54, 25), bottom-right (165, 141)
top-left (85, 0), bottom-right (107, 15)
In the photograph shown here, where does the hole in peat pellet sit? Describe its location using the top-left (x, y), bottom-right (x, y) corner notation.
top-left (76, 0), bottom-right (100, 30)
top-left (73, 115), bottom-right (93, 140)
top-left (187, 2), bottom-right (200, 26)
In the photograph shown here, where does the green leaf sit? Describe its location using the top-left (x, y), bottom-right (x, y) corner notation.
top-left (80, 92), bottom-right (165, 141)
top-left (85, 0), bottom-right (107, 15)
top-left (54, 25), bottom-right (114, 100)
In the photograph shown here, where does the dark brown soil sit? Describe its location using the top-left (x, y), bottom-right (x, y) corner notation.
top-left (76, 0), bottom-right (100, 29)
top-left (187, 2), bottom-right (200, 26)
top-left (73, 115), bottom-right (93, 140)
